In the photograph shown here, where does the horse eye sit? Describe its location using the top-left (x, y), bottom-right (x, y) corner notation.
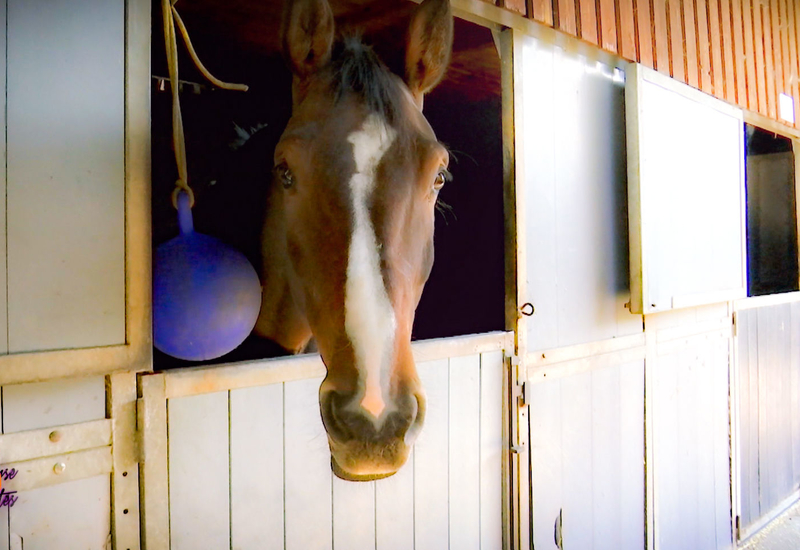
top-left (276, 163), bottom-right (295, 189)
top-left (434, 169), bottom-right (451, 191)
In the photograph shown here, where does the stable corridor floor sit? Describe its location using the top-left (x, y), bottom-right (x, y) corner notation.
top-left (742, 501), bottom-right (800, 550)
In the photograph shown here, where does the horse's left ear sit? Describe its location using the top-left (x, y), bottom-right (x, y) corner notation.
top-left (404, 0), bottom-right (453, 106)
top-left (282, 0), bottom-right (335, 79)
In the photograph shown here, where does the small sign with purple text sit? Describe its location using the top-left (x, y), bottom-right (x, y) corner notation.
top-left (0, 468), bottom-right (19, 508)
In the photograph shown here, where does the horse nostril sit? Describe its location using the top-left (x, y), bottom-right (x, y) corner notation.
top-left (321, 391), bottom-right (354, 442)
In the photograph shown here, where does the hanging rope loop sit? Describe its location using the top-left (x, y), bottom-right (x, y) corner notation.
top-left (162, 0), bottom-right (248, 210)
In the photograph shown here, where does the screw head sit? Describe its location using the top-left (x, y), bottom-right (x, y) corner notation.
top-left (53, 462), bottom-right (66, 475)
top-left (49, 430), bottom-right (62, 443)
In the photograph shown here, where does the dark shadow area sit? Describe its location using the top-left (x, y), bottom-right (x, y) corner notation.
top-left (745, 124), bottom-right (800, 296)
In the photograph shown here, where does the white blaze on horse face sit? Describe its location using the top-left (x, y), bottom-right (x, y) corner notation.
top-left (345, 114), bottom-right (398, 419)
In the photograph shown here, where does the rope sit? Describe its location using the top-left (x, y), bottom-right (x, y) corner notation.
top-left (162, 0), bottom-right (249, 209)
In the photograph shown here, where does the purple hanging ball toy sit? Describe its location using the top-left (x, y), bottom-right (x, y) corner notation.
top-left (154, 192), bottom-right (262, 361)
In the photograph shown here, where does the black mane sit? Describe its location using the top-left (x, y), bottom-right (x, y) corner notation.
top-left (330, 35), bottom-right (402, 123)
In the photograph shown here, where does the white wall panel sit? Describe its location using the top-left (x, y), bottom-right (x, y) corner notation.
top-left (415, 359), bottom-right (449, 549)
top-left (230, 384), bottom-right (284, 550)
top-left (8, 475), bottom-right (110, 550)
top-left (6, 0), bottom-right (125, 352)
top-left (529, 360), bottom-right (645, 550)
top-left (284, 377), bottom-right (332, 550)
top-left (376, 453), bottom-right (414, 550)
top-left (518, 36), bottom-right (642, 351)
top-left (168, 392), bottom-right (229, 550)
top-left (479, 351), bottom-right (504, 549)
top-left (1, 377), bottom-right (105, 432)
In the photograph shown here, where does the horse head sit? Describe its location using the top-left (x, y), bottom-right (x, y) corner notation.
top-left (255, 0), bottom-right (453, 481)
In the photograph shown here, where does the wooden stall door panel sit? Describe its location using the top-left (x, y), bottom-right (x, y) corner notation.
top-left (0, 0), bottom-right (7, 355)
top-left (414, 359), bottom-right (449, 549)
top-left (1, 376), bottom-right (105, 432)
top-left (479, 350), bottom-right (504, 549)
top-left (375, 453), bottom-right (414, 550)
top-left (449, 355), bottom-right (480, 550)
top-left (519, 36), bottom-right (641, 352)
top-left (168, 391), bottom-right (229, 550)
top-left (333, 476), bottom-right (376, 549)
top-left (792, 302), bottom-right (800, 490)
top-left (529, 361), bottom-right (644, 550)
top-left (230, 384), bottom-right (284, 550)
top-left (737, 309), bottom-right (761, 529)
top-left (6, 0), bottom-right (125, 353)
top-left (653, 337), bottom-right (732, 549)
top-left (284, 376), bottom-right (332, 550)
top-left (8, 474), bottom-right (110, 550)
top-left (628, 67), bottom-right (745, 314)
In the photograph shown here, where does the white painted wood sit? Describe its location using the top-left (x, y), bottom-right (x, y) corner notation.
top-left (375, 453), bottom-right (414, 550)
top-left (0, 0), bottom-right (8, 357)
top-left (652, 332), bottom-right (732, 549)
top-left (333, 476), bottom-right (375, 549)
top-left (449, 355), bottom-right (480, 550)
top-left (6, 0), bottom-right (125, 353)
top-left (2, 446), bottom-right (112, 493)
top-left (108, 372), bottom-right (140, 550)
top-left (138, 374), bottom-right (169, 550)
top-left (168, 392), bottom-right (229, 550)
top-left (0, 419), bottom-right (110, 463)
top-left (626, 63), bottom-right (746, 314)
top-left (1, 377), bottom-right (105, 433)
top-left (618, 362), bottom-right (645, 550)
top-left (9, 474), bottom-right (110, 550)
top-left (230, 384), bottom-right (284, 550)
top-left (479, 351), bottom-right (503, 550)
top-left (517, 36), bottom-right (642, 351)
top-left (283, 377), bottom-right (332, 550)
top-left (414, 359), bottom-right (449, 549)
top-left (560, 374), bottom-right (593, 548)
top-left (529, 378), bottom-right (563, 550)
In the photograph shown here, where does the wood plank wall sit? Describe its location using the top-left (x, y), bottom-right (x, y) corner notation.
top-left (498, 0), bottom-right (800, 130)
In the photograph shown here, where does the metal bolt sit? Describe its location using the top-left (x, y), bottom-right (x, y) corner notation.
top-left (49, 430), bottom-right (61, 443)
top-left (53, 462), bottom-right (66, 475)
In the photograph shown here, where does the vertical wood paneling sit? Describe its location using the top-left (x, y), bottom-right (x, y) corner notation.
top-left (599, 0), bottom-right (618, 52)
top-left (667, 0), bottom-right (686, 82)
top-left (635, 0), bottom-right (654, 67)
top-left (9, 475), bottom-right (111, 550)
top-left (778, 0), bottom-right (792, 101)
top-left (333, 477), bottom-right (376, 549)
top-left (719, 0), bottom-right (736, 104)
top-left (529, 378), bottom-right (563, 550)
top-left (375, 454), bottom-right (414, 550)
top-left (1, 377), bottom-right (105, 432)
top-left (707, 0), bottom-right (725, 98)
top-left (770, 0), bottom-right (785, 101)
top-left (617, 0), bottom-right (637, 60)
top-left (683, 0), bottom-right (700, 89)
top-left (763, 1), bottom-right (778, 118)
top-left (696, 0), bottom-right (714, 94)
top-left (414, 359), bottom-right (449, 550)
top-left (791, 303), bottom-right (800, 485)
top-left (449, 355), bottom-right (481, 550)
top-left (6, 0), bottom-right (125, 353)
top-left (652, 0), bottom-right (671, 75)
top-left (531, 0), bottom-right (553, 25)
top-left (579, 0), bottom-right (599, 44)
top-left (556, 0), bottom-right (578, 36)
top-left (731, 0), bottom-right (749, 108)
top-left (753, 0), bottom-right (769, 114)
top-left (168, 392), bottom-right (229, 550)
top-left (786, 0), bottom-right (800, 126)
top-left (743, 0), bottom-right (760, 111)
top-left (0, 0), bottom-right (6, 357)
top-left (284, 377), bottom-right (332, 550)
top-left (230, 384), bottom-right (284, 550)
top-left (479, 351), bottom-right (504, 550)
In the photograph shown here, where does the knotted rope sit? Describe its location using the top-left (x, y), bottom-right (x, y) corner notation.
top-left (162, 0), bottom-right (249, 209)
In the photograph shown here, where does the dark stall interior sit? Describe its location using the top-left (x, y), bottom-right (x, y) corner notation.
top-left (151, 0), bottom-right (505, 367)
top-left (744, 125), bottom-right (799, 297)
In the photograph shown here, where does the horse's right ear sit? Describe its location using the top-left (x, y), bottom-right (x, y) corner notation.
top-left (282, 0), bottom-right (335, 78)
top-left (405, 0), bottom-right (453, 106)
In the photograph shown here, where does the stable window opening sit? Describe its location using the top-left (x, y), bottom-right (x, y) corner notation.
top-left (744, 124), bottom-right (800, 297)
